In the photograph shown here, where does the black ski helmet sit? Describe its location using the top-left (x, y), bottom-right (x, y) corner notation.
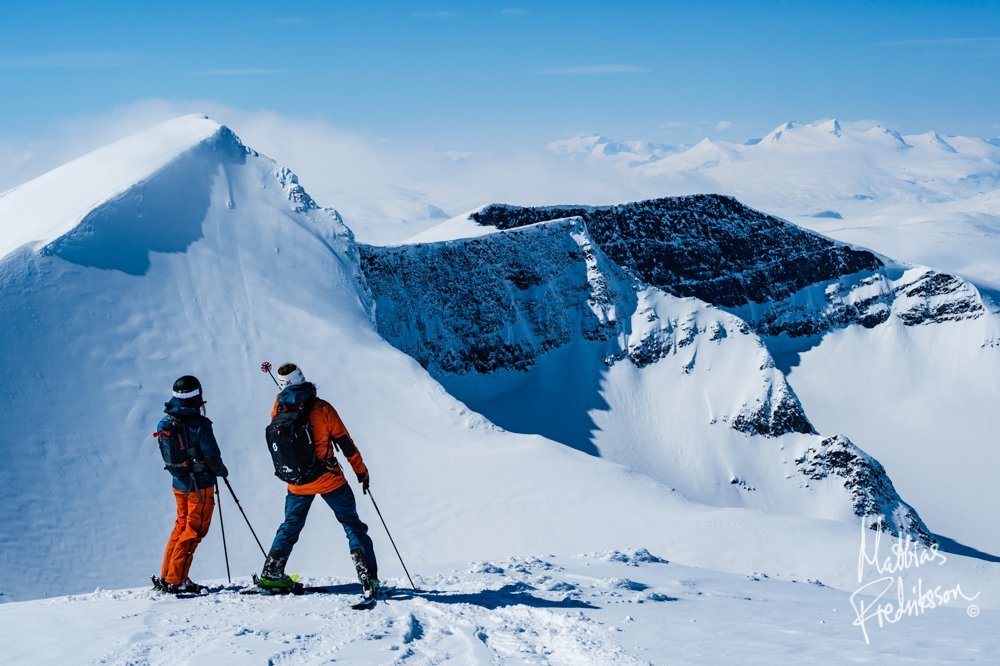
top-left (172, 375), bottom-right (204, 403)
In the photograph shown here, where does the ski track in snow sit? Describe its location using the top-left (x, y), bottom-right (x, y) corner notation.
top-left (3, 552), bottom-right (996, 665)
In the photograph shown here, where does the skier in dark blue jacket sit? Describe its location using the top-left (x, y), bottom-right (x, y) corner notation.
top-left (151, 375), bottom-right (228, 594)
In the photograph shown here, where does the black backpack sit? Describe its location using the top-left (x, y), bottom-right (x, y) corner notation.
top-left (155, 416), bottom-right (202, 475)
top-left (265, 398), bottom-right (324, 485)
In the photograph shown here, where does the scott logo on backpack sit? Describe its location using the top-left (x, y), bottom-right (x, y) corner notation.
top-left (265, 397), bottom-right (335, 485)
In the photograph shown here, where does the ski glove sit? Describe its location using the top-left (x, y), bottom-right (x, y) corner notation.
top-left (207, 458), bottom-right (229, 478)
top-left (356, 470), bottom-right (370, 494)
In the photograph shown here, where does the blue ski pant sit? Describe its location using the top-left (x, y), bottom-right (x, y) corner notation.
top-left (270, 484), bottom-right (378, 578)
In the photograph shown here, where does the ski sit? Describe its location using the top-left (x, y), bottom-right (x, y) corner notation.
top-left (351, 597), bottom-right (377, 610)
top-left (351, 584), bottom-right (396, 609)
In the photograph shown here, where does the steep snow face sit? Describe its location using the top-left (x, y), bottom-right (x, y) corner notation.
top-left (360, 219), bottom-right (929, 542)
top-left (1, 119), bottom-right (941, 606)
top-left (0, 122), bottom-right (370, 601)
top-left (787, 310), bottom-right (1000, 554)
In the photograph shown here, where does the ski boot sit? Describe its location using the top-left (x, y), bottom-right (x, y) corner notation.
top-left (351, 548), bottom-right (380, 600)
top-left (257, 551), bottom-right (300, 593)
top-left (151, 575), bottom-right (182, 595)
top-left (177, 578), bottom-right (207, 594)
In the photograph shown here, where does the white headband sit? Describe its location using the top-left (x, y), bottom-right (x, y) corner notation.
top-left (173, 388), bottom-right (202, 399)
top-left (278, 366), bottom-right (306, 387)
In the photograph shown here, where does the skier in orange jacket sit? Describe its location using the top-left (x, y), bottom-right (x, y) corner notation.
top-left (258, 363), bottom-right (378, 598)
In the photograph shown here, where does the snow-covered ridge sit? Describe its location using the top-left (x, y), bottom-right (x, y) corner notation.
top-left (461, 198), bottom-right (987, 345)
top-left (0, 115), bottom-right (223, 262)
top-left (546, 133), bottom-right (678, 165)
top-left (732, 265), bottom-right (987, 342)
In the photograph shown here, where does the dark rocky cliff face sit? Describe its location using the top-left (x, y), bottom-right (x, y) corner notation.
top-left (471, 196), bottom-right (883, 308)
top-left (360, 218), bottom-right (815, 440)
top-left (359, 218), bottom-right (631, 374)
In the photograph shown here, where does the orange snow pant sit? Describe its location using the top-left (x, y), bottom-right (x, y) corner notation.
top-left (161, 487), bottom-right (215, 585)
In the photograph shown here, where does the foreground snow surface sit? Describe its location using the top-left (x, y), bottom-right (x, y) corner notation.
top-left (2, 551), bottom-right (995, 665)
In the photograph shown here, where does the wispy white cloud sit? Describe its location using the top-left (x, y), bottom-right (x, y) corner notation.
top-left (191, 68), bottom-right (287, 76)
top-left (0, 52), bottom-right (136, 69)
top-left (715, 120), bottom-right (733, 131)
top-left (875, 37), bottom-right (1000, 46)
top-left (538, 64), bottom-right (649, 75)
top-left (412, 10), bottom-right (457, 19)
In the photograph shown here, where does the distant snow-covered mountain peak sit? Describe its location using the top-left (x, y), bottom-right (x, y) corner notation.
top-left (546, 133), bottom-right (677, 164)
top-left (538, 119), bottom-right (1000, 292)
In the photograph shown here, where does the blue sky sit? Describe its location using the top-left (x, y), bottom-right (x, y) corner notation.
top-left (1, 0), bottom-right (999, 147)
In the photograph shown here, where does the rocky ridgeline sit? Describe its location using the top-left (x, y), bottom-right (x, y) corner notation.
top-left (471, 197), bottom-right (985, 340)
top-left (796, 435), bottom-right (933, 544)
top-left (735, 267), bottom-right (985, 339)
top-left (471, 196), bottom-right (882, 307)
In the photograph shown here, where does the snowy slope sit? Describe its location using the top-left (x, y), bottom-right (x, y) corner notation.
top-left (787, 310), bottom-right (1000, 555)
top-left (3, 551), bottom-right (996, 664)
top-left (0, 116), bottom-right (955, 608)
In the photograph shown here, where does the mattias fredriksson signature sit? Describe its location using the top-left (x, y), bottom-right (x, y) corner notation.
top-left (850, 518), bottom-right (980, 644)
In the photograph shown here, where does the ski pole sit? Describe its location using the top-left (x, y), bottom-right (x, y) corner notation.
top-left (367, 490), bottom-right (419, 591)
top-left (216, 481), bottom-right (231, 584)
top-left (260, 361), bottom-right (280, 388)
top-left (223, 478), bottom-right (268, 558)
